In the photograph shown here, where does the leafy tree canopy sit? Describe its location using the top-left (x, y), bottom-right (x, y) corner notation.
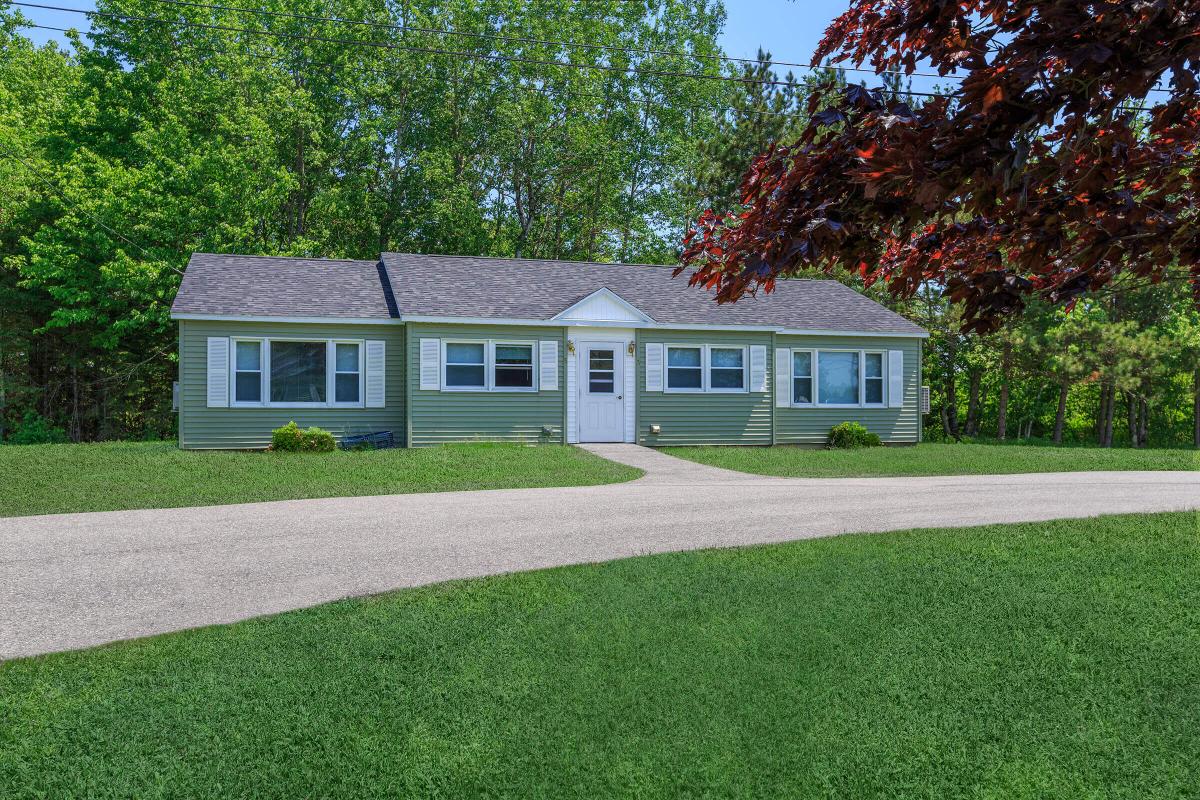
top-left (680, 0), bottom-right (1200, 332)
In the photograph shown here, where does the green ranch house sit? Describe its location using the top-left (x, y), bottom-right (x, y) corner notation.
top-left (169, 252), bottom-right (929, 449)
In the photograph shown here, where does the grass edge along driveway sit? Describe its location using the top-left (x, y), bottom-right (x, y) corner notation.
top-left (2, 512), bottom-right (1197, 798)
top-left (664, 441), bottom-right (1199, 478)
top-left (0, 441), bottom-right (642, 517)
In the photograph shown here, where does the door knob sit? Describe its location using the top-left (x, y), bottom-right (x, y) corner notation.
top-left (617, 395), bottom-right (622, 400)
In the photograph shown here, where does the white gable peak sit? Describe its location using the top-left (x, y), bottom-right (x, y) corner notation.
top-left (552, 288), bottom-right (654, 324)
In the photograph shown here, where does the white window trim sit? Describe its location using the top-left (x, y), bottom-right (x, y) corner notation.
top-left (862, 350), bottom-right (887, 408)
top-left (790, 348), bottom-right (815, 407)
top-left (229, 337), bottom-right (366, 409)
top-left (441, 339), bottom-right (539, 393)
top-left (663, 344), bottom-right (749, 394)
top-left (792, 348), bottom-right (889, 408)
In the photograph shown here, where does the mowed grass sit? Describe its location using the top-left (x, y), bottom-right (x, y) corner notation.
top-left (664, 441), bottom-right (1199, 478)
top-left (0, 441), bottom-right (641, 517)
top-left (3, 513), bottom-right (1199, 798)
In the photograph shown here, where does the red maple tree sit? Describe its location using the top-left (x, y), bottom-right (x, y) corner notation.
top-left (680, 1), bottom-right (1200, 332)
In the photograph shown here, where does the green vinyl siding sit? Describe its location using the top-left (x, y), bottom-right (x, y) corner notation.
top-left (178, 320), bottom-right (406, 450)
top-left (636, 329), bottom-right (773, 446)
top-left (407, 323), bottom-right (566, 447)
top-left (774, 334), bottom-right (922, 445)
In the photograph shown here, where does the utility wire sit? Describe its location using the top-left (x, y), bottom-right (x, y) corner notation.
top-left (0, 142), bottom-right (181, 274)
top-left (12, 2), bottom-right (953, 96)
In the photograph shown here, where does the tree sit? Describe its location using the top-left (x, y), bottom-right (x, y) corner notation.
top-left (680, 1), bottom-right (1200, 333)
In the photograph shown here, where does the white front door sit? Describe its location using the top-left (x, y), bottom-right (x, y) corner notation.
top-left (578, 341), bottom-right (625, 442)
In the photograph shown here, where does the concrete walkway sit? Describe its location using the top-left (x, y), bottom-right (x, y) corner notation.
top-left (2, 444), bottom-right (1198, 659)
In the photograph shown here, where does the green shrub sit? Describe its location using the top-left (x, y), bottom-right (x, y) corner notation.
top-left (298, 426), bottom-right (336, 452)
top-left (6, 411), bottom-right (69, 445)
top-left (827, 421), bottom-right (882, 449)
top-left (270, 422), bottom-right (337, 453)
top-left (271, 421), bottom-right (305, 451)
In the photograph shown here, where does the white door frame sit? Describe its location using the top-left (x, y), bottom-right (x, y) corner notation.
top-left (566, 327), bottom-right (635, 444)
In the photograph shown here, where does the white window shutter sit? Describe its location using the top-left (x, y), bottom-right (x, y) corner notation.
top-left (775, 348), bottom-right (791, 407)
top-left (206, 337), bottom-right (229, 408)
top-left (364, 340), bottom-right (386, 407)
top-left (539, 340), bottom-right (559, 391)
top-left (888, 350), bottom-right (905, 408)
top-left (749, 345), bottom-right (767, 393)
top-left (419, 338), bottom-right (440, 390)
top-left (645, 343), bottom-right (664, 392)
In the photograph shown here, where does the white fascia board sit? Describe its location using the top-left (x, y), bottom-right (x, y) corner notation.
top-left (776, 328), bottom-right (929, 339)
top-left (172, 313), bottom-right (402, 325)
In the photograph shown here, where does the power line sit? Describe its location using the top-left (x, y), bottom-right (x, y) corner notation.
top-left (0, 142), bottom-right (180, 273)
top-left (12, 2), bottom-right (953, 96)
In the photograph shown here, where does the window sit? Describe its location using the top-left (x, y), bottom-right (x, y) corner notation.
top-left (792, 350), bottom-right (813, 404)
top-left (495, 344), bottom-right (534, 388)
top-left (442, 340), bottom-right (538, 391)
top-left (271, 341), bottom-right (327, 403)
top-left (334, 342), bottom-right (361, 404)
top-left (234, 340), bottom-right (263, 403)
top-left (666, 346), bottom-right (703, 390)
top-left (864, 352), bottom-right (885, 405)
top-left (588, 348), bottom-right (615, 394)
top-left (817, 351), bottom-right (859, 406)
top-left (709, 347), bottom-right (746, 391)
top-left (445, 342), bottom-right (486, 388)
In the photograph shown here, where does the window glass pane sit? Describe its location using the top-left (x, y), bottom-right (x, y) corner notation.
top-left (335, 373), bottom-right (359, 403)
top-left (710, 368), bottom-right (744, 389)
top-left (446, 364), bottom-right (486, 387)
top-left (667, 367), bottom-right (702, 389)
top-left (865, 378), bottom-right (883, 405)
top-left (235, 371), bottom-right (261, 402)
top-left (818, 351), bottom-right (859, 405)
top-left (270, 341), bottom-right (327, 402)
top-left (667, 347), bottom-right (701, 367)
top-left (589, 379), bottom-right (614, 394)
top-left (335, 343), bottom-right (359, 372)
top-left (793, 351), bottom-right (812, 377)
top-left (446, 342), bottom-right (485, 364)
top-left (710, 348), bottom-right (743, 368)
top-left (793, 377), bottom-right (813, 404)
top-left (865, 352), bottom-right (884, 378)
top-left (495, 366), bottom-right (533, 388)
top-left (589, 350), bottom-right (614, 370)
top-left (236, 341), bottom-right (260, 371)
top-left (495, 344), bottom-right (532, 365)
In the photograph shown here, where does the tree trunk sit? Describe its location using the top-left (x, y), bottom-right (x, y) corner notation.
top-left (996, 341), bottom-right (1012, 440)
top-left (1101, 382), bottom-right (1116, 448)
top-left (965, 370), bottom-right (982, 436)
top-left (1127, 392), bottom-right (1139, 447)
top-left (1194, 368), bottom-right (1200, 449)
top-left (1138, 398), bottom-right (1149, 449)
top-left (1052, 382), bottom-right (1068, 444)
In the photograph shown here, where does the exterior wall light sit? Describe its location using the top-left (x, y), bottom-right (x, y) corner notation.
top-left (627, 342), bottom-right (636, 356)
top-left (566, 340), bottom-right (576, 354)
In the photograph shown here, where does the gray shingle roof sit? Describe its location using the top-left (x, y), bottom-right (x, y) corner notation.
top-left (382, 253), bottom-right (926, 335)
top-left (171, 253), bottom-right (395, 319)
top-left (171, 251), bottom-right (926, 336)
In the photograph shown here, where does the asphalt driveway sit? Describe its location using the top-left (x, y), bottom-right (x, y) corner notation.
top-left (2, 444), bottom-right (1198, 659)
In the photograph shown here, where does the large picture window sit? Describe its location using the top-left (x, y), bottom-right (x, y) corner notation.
top-left (792, 349), bottom-right (888, 407)
top-left (271, 341), bottom-right (327, 403)
top-left (229, 338), bottom-right (366, 408)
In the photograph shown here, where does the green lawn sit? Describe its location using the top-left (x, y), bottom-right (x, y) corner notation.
top-left (3, 513), bottom-right (1198, 798)
top-left (0, 441), bottom-right (641, 517)
top-left (664, 441), bottom-right (1198, 478)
